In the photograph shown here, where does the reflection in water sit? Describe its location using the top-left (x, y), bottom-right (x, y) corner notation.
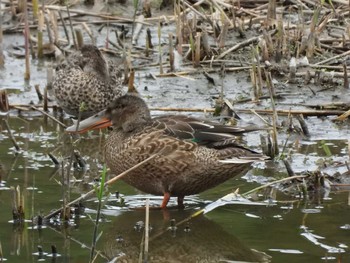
top-left (101, 209), bottom-right (270, 262)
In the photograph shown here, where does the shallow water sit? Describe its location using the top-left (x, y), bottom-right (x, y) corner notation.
top-left (0, 109), bottom-right (349, 263)
top-left (1, 1), bottom-right (350, 262)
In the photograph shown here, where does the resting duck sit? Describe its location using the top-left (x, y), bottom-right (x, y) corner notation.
top-left (67, 94), bottom-right (268, 208)
top-left (52, 45), bottom-right (124, 118)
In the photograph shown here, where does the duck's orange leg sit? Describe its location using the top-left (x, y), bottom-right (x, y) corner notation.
top-left (160, 192), bottom-right (171, 209)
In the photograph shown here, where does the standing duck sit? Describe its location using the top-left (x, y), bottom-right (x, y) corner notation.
top-left (67, 94), bottom-right (268, 208)
top-left (52, 45), bottom-right (124, 118)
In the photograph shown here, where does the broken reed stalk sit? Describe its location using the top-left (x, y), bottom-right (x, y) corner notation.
top-left (43, 86), bottom-right (48, 112)
top-left (105, 16), bottom-right (109, 49)
top-left (131, 0), bottom-right (139, 41)
top-left (0, 241), bottom-right (3, 261)
top-left (132, 14), bottom-right (144, 45)
top-left (169, 33), bottom-right (174, 72)
top-left (195, 32), bottom-right (201, 67)
top-left (75, 28), bottom-right (84, 49)
top-left (24, 0), bottom-right (30, 80)
top-left (201, 30), bottom-right (210, 56)
top-left (334, 109), bottom-right (350, 121)
top-left (0, 90), bottom-right (9, 111)
top-left (12, 185), bottom-right (25, 223)
top-left (289, 57), bottom-right (296, 83)
top-left (175, 0), bottom-right (183, 55)
top-left (266, 69), bottom-right (279, 158)
top-left (146, 28), bottom-right (153, 48)
top-left (4, 120), bottom-right (21, 151)
top-left (158, 22), bottom-right (163, 74)
top-left (144, 198), bottom-right (150, 262)
top-left (82, 22), bottom-right (94, 44)
top-left (306, 6), bottom-right (321, 58)
top-left (44, 10), bottom-right (54, 45)
top-left (58, 10), bottom-right (70, 44)
top-left (66, 5), bottom-right (77, 49)
top-left (145, 29), bottom-right (150, 57)
top-left (50, 9), bottom-right (59, 44)
top-left (44, 154), bottom-right (158, 220)
top-left (283, 159), bottom-right (295, 177)
top-left (343, 63), bottom-right (349, 89)
top-left (48, 153), bottom-right (60, 166)
top-left (251, 47), bottom-right (262, 100)
top-left (90, 166), bottom-right (107, 262)
top-left (220, 64), bottom-right (226, 102)
top-left (218, 22), bottom-right (228, 48)
top-left (37, 10), bottom-right (44, 59)
top-left (296, 114), bottom-right (310, 137)
top-left (34, 85), bottom-right (43, 101)
top-left (32, 0), bottom-right (38, 18)
top-left (0, 0), bottom-right (4, 68)
top-left (266, 0), bottom-right (276, 27)
top-left (128, 68), bottom-right (136, 93)
top-left (60, 161), bottom-right (70, 221)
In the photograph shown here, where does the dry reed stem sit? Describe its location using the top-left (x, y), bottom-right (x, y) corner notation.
top-left (75, 28), bottom-right (84, 49)
top-left (266, 0), bottom-right (276, 27)
top-left (37, 10), bottom-right (44, 58)
top-left (144, 198), bottom-right (150, 262)
top-left (6, 101), bottom-right (348, 117)
top-left (169, 33), bottom-right (174, 71)
top-left (128, 68), bottom-right (136, 93)
top-left (82, 22), bottom-right (95, 44)
top-left (175, 0), bottom-right (183, 55)
top-left (0, 90), bottom-right (9, 111)
top-left (24, 0), bottom-right (30, 80)
top-left (43, 85), bottom-right (48, 112)
top-left (333, 109), bottom-right (350, 121)
top-left (218, 29), bottom-right (277, 59)
top-left (158, 22), bottom-right (163, 74)
top-left (132, 15), bottom-right (144, 45)
top-left (34, 85), bottom-right (43, 101)
top-left (66, 5), bottom-right (77, 48)
top-left (343, 63), bottom-right (349, 89)
top-left (58, 10), bottom-right (70, 44)
top-left (266, 71), bottom-right (279, 157)
top-left (0, 0), bottom-right (4, 67)
top-left (296, 114), bottom-right (310, 137)
top-left (194, 32), bottom-right (201, 67)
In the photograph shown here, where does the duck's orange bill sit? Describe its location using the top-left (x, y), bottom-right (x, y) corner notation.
top-left (66, 110), bottom-right (112, 134)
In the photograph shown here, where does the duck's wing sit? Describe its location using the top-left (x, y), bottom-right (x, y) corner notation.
top-left (152, 115), bottom-right (261, 147)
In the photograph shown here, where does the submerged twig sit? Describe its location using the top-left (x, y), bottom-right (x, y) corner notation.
top-left (31, 106), bottom-right (66, 128)
top-left (3, 120), bottom-right (20, 151)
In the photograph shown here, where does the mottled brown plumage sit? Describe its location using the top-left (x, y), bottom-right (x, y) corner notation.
top-left (52, 45), bottom-right (124, 118)
top-left (67, 94), bottom-right (268, 208)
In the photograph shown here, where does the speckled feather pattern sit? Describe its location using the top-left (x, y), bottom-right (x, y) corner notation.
top-left (105, 128), bottom-right (253, 197)
top-left (101, 95), bottom-right (266, 199)
top-left (52, 45), bottom-right (124, 118)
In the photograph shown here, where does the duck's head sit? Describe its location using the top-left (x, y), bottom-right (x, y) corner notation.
top-left (80, 45), bottom-right (109, 80)
top-left (66, 94), bottom-right (151, 133)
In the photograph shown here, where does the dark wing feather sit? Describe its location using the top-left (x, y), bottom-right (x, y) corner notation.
top-left (151, 115), bottom-right (263, 148)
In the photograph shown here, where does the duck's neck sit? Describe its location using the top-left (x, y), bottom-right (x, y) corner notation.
top-left (121, 115), bottom-right (151, 133)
